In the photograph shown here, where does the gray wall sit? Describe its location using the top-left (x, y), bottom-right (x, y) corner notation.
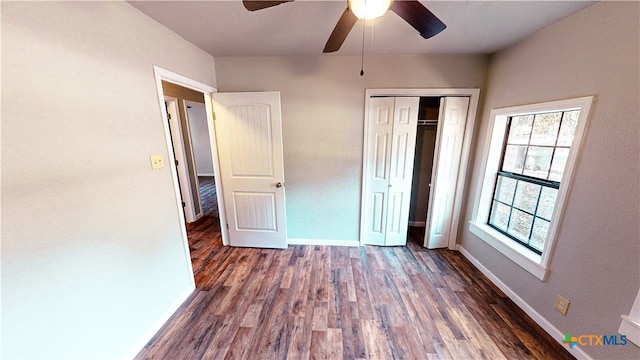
top-left (459, 2), bottom-right (639, 359)
top-left (214, 55), bottom-right (489, 242)
top-left (1, 2), bottom-right (216, 358)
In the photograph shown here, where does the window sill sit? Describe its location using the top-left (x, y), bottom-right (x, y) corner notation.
top-left (619, 315), bottom-right (640, 347)
top-left (469, 222), bottom-right (548, 281)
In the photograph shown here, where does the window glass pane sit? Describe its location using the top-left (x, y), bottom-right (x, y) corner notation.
top-left (537, 186), bottom-right (558, 220)
top-left (495, 175), bottom-right (517, 204)
top-left (557, 110), bottom-right (579, 146)
top-left (490, 201), bottom-right (511, 231)
top-left (530, 112), bottom-right (561, 146)
top-left (549, 148), bottom-right (570, 181)
top-left (507, 115), bottom-right (533, 145)
top-left (530, 217), bottom-right (550, 252)
top-left (507, 208), bottom-right (533, 241)
top-left (523, 146), bottom-right (553, 178)
top-left (512, 181), bottom-right (540, 214)
top-left (502, 145), bottom-right (526, 173)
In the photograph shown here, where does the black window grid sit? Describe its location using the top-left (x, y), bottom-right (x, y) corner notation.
top-left (489, 173), bottom-right (556, 255)
top-left (488, 110), bottom-right (572, 255)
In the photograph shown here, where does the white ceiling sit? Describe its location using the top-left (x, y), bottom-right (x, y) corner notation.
top-left (129, 0), bottom-right (597, 57)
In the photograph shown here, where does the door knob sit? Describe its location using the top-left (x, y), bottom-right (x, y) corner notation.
top-left (276, 182), bottom-right (283, 188)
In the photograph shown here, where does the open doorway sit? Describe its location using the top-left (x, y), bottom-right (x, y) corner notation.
top-left (162, 81), bottom-right (206, 222)
top-left (162, 83), bottom-right (222, 274)
top-left (183, 97), bottom-right (222, 276)
top-left (153, 67), bottom-right (225, 288)
top-left (184, 100), bottom-right (218, 222)
top-left (409, 97), bottom-right (440, 228)
top-left (162, 81), bottom-right (220, 228)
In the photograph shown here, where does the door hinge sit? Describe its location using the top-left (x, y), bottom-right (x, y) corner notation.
top-left (175, 160), bottom-right (179, 166)
top-left (226, 223), bottom-right (229, 229)
top-left (167, 112), bottom-right (171, 120)
top-left (212, 111), bottom-right (216, 121)
top-left (182, 201), bottom-right (186, 208)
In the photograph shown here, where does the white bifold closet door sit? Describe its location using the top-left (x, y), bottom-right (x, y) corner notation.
top-left (362, 97), bottom-right (420, 246)
top-left (425, 96), bottom-right (470, 249)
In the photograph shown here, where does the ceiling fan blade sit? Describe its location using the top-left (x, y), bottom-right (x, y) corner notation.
top-left (323, 7), bottom-right (358, 53)
top-left (242, 0), bottom-right (292, 12)
top-left (390, 0), bottom-right (446, 39)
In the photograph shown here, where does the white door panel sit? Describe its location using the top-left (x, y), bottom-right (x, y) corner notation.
top-left (425, 97), bottom-right (470, 249)
top-left (385, 97), bottom-right (419, 246)
top-left (363, 97), bottom-right (394, 245)
top-left (363, 97), bottom-right (419, 246)
top-left (211, 92), bottom-right (287, 249)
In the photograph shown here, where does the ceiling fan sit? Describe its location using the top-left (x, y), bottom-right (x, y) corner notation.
top-left (242, 0), bottom-right (446, 53)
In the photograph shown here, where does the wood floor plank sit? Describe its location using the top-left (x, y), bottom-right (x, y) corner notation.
top-left (390, 324), bottom-right (431, 360)
top-left (447, 306), bottom-right (507, 360)
top-left (286, 308), bottom-right (312, 359)
top-left (309, 330), bottom-right (327, 360)
top-left (311, 301), bottom-right (328, 331)
top-left (310, 246), bottom-right (329, 302)
top-left (336, 281), bottom-right (356, 359)
top-left (289, 255), bottom-right (311, 316)
top-left (198, 317), bottom-right (236, 359)
top-left (326, 328), bottom-right (344, 360)
top-left (224, 326), bottom-right (255, 360)
top-left (136, 183), bottom-right (574, 360)
top-left (349, 320), bottom-right (368, 359)
top-left (239, 300), bottom-right (264, 328)
top-left (349, 258), bottom-right (375, 321)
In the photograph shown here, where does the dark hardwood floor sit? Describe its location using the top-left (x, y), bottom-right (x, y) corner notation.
top-left (135, 178), bottom-right (573, 360)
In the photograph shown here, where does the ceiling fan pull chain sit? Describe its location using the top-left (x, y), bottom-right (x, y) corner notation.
top-left (360, 16), bottom-right (366, 76)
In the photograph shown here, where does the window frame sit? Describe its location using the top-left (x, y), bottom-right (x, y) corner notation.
top-left (489, 109), bottom-right (578, 255)
top-left (469, 96), bottom-right (594, 281)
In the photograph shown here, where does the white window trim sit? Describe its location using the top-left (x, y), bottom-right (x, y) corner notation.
top-left (469, 96), bottom-right (594, 281)
top-left (619, 288), bottom-right (640, 347)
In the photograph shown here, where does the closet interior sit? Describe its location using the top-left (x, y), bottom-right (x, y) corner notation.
top-left (409, 96), bottom-right (440, 227)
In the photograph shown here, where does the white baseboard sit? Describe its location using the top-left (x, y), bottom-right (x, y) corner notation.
top-left (124, 285), bottom-right (195, 359)
top-left (409, 221), bottom-right (426, 227)
top-left (457, 246), bottom-right (592, 360)
top-left (287, 238), bottom-right (360, 247)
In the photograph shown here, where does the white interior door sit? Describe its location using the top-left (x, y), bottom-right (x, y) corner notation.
top-left (385, 97), bottom-right (420, 245)
top-left (363, 97), bottom-right (419, 246)
top-left (211, 92), bottom-right (287, 249)
top-left (425, 96), bottom-right (470, 249)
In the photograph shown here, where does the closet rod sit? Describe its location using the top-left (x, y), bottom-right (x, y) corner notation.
top-left (418, 119), bottom-right (438, 126)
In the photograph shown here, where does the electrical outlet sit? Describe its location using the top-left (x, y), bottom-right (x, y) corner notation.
top-left (150, 154), bottom-right (164, 170)
top-left (554, 295), bottom-right (570, 316)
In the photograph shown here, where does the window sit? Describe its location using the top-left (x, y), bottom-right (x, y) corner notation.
top-left (489, 110), bottom-right (579, 254)
top-left (469, 97), bottom-right (593, 280)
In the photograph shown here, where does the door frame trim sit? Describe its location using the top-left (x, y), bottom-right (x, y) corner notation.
top-left (164, 96), bottom-right (198, 223)
top-left (360, 88), bottom-right (480, 249)
top-left (152, 67), bottom-right (229, 275)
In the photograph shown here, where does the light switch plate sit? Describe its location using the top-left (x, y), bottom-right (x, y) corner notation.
top-left (150, 154), bottom-right (164, 170)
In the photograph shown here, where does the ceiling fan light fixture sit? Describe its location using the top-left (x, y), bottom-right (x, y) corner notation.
top-left (348, 0), bottom-right (392, 20)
